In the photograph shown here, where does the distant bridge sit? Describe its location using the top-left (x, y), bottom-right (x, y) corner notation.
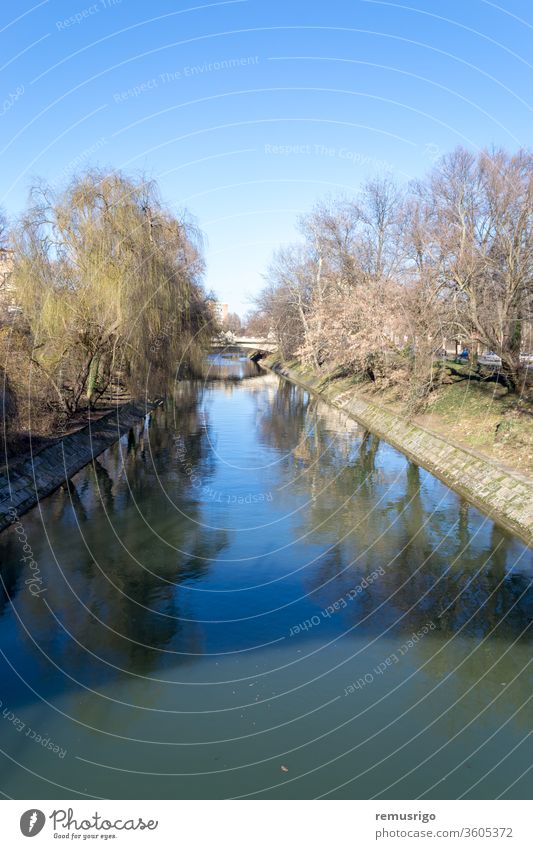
top-left (211, 335), bottom-right (277, 354)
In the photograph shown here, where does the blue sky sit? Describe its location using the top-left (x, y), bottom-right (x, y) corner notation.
top-left (1, 0), bottom-right (531, 315)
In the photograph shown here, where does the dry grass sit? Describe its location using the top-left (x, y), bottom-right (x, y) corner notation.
top-left (416, 378), bottom-right (533, 477)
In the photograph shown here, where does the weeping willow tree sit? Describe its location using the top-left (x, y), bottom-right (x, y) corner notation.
top-left (11, 170), bottom-right (211, 412)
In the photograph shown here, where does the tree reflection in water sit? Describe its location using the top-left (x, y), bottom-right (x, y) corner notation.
top-left (0, 359), bottom-right (531, 800)
top-left (0, 385), bottom-right (230, 692)
top-left (256, 379), bottom-right (532, 645)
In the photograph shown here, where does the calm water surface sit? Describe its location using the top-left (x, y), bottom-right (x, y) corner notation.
top-left (0, 356), bottom-right (531, 799)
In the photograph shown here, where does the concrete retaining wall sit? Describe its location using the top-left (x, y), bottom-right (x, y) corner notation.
top-left (266, 361), bottom-right (533, 547)
top-left (0, 402), bottom-right (155, 532)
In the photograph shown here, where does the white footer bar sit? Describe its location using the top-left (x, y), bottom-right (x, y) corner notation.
top-left (1, 799), bottom-right (530, 847)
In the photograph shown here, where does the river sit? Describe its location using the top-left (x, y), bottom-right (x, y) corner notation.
top-left (0, 354), bottom-right (531, 799)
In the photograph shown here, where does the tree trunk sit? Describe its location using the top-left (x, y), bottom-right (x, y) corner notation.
top-left (500, 354), bottom-right (521, 393)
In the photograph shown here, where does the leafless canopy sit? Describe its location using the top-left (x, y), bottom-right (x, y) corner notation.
top-left (251, 146), bottom-right (532, 400)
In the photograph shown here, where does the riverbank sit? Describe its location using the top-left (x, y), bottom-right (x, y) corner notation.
top-left (0, 401), bottom-right (157, 532)
top-left (263, 356), bottom-right (533, 547)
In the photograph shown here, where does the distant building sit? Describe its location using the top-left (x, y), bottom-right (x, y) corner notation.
top-left (207, 299), bottom-right (228, 324)
top-left (0, 248), bottom-right (17, 315)
top-left (0, 247), bottom-right (14, 280)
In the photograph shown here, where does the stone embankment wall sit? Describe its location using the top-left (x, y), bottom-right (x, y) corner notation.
top-left (0, 402), bottom-right (155, 532)
top-left (266, 361), bottom-right (533, 547)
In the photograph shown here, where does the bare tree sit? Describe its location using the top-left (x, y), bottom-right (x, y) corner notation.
top-left (358, 176), bottom-right (405, 283)
top-left (242, 146), bottom-right (533, 404)
top-left (224, 312), bottom-right (243, 334)
top-left (261, 245), bottom-right (318, 363)
top-left (300, 179), bottom-right (406, 381)
top-left (425, 147), bottom-right (533, 390)
top-left (243, 309), bottom-right (270, 337)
